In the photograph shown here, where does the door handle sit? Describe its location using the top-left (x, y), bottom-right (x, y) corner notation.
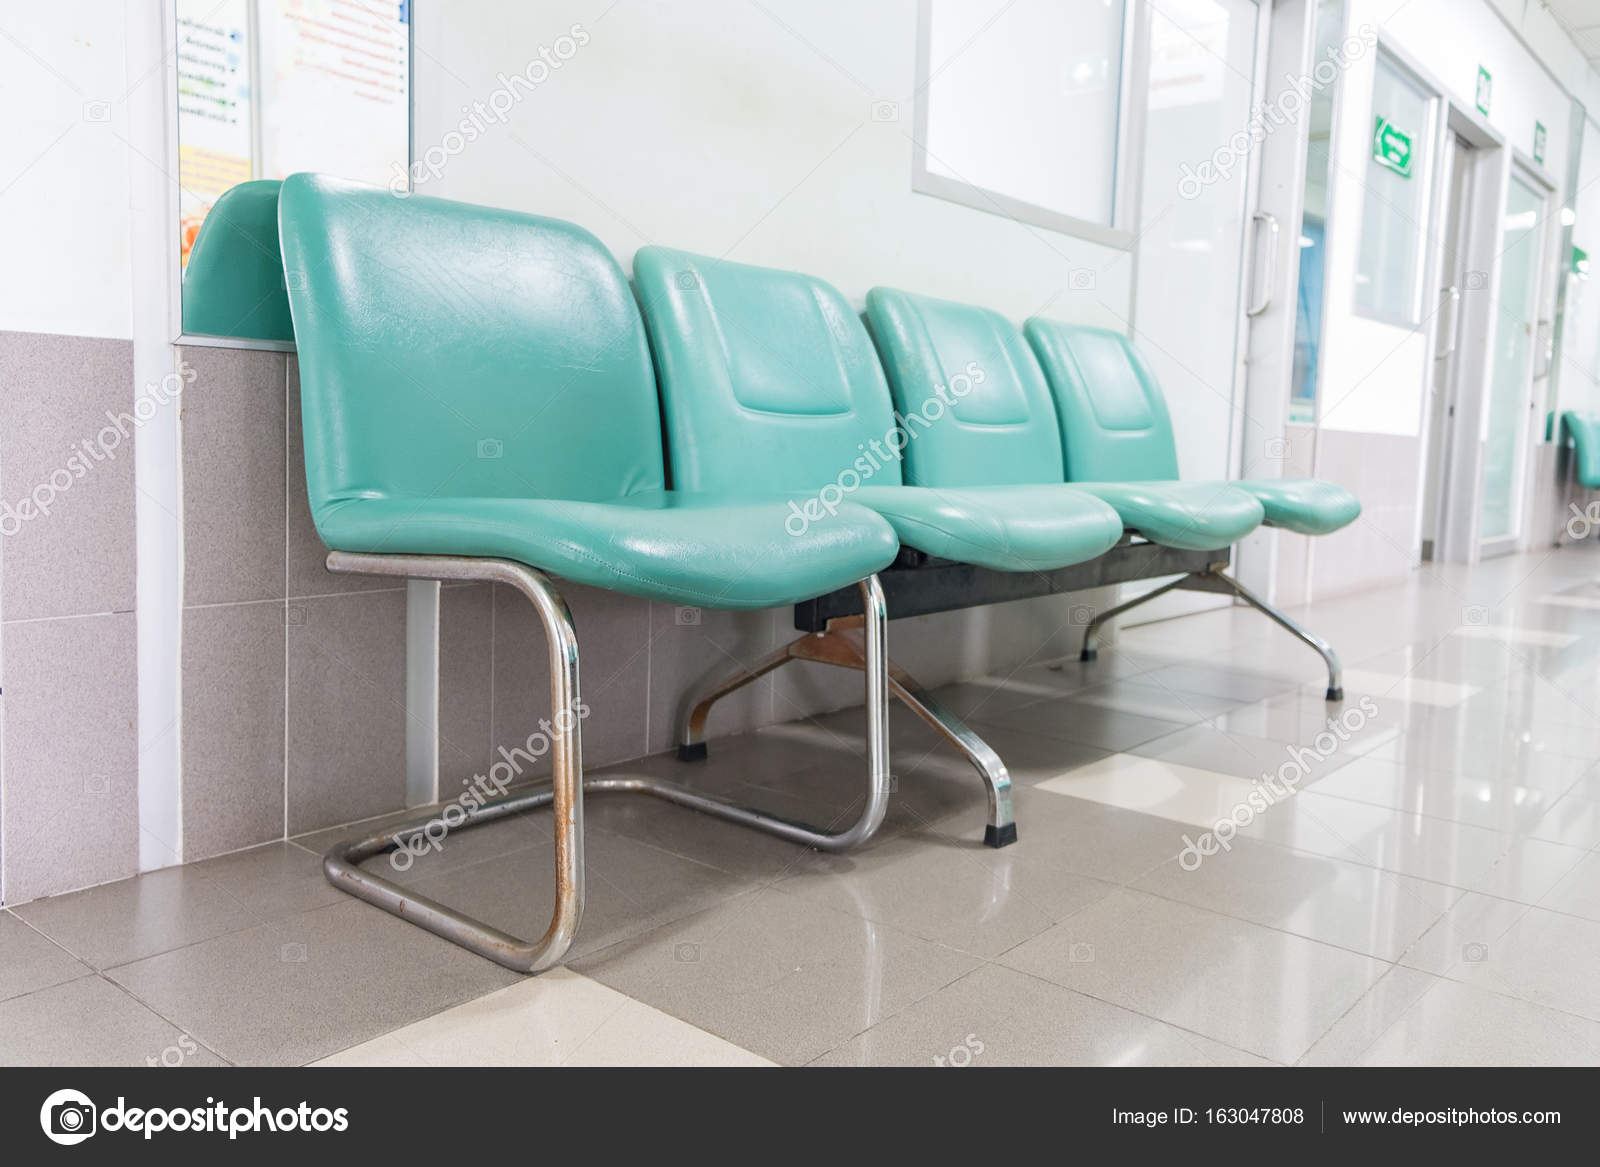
top-left (1534, 319), bottom-right (1553, 379)
top-left (1246, 211), bottom-right (1278, 317)
top-left (1436, 285), bottom-right (1460, 360)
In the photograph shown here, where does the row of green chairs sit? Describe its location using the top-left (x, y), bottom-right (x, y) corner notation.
top-left (195, 173), bottom-right (1359, 971)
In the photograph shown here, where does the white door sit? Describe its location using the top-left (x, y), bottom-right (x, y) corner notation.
top-left (1124, 0), bottom-right (1267, 620)
top-left (1479, 167), bottom-right (1549, 553)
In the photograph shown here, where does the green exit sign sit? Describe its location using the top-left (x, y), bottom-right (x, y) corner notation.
top-left (1373, 117), bottom-right (1413, 177)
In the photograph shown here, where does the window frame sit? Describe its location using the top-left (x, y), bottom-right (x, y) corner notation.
top-left (910, 0), bottom-right (1145, 251)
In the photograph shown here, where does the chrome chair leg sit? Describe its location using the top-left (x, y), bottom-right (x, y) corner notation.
top-left (320, 552), bottom-right (891, 973)
top-left (1076, 561), bottom-right (1344, 702)
top-left (1078, 574), bottom-right (1190, 661)
top-left (1205, 569), bottom-right (1344, 701)
top-left (887, 667), bottom-right (1015, 847)
top-left (675, 613), bottom-right (1019, 847)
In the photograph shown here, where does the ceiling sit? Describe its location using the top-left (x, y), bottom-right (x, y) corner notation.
top-left (1543, 0), bottom-right (1600, 70)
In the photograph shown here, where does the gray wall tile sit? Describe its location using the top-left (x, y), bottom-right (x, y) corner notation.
top-left (179, 345), bottom-right (287, 606)
top-left (439, 584), bottom-right (493, 792)
top-left (1, 612), bottom-right (139, 904)
top-left (0, 331), bottom-right (136, 621)
top-left (182, 601), bottom-right (287, 860)
top-left (644, 602), bottom-right (775, 755)
top-left (493, 582), bottom-right (648, 776)
top-left (286, 589), bottom-right (409, 833)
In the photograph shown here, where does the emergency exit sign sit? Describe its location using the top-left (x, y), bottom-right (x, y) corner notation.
top-left (1373, 117), bottom-right (1413, 177)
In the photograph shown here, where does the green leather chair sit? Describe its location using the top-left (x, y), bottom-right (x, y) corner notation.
top-left (632, 247), bottom-right (1126, 847)
top-left (1024, 317), bottom-right (1357, 698)
top-left (864, 288), bottom-right (1266, 551)
top-left (181, 179), bottom-right (295, 344)
top-left (1560, 411), bottom-right (1600, 491)
top-left (1026, 320), bottom-right (1361, 537)
top-left (278, 174), bottom-right (902, 972)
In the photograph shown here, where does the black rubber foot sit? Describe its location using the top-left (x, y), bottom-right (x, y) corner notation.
top-left (677, 741), bottom-right (708, 763)
top-left (1325, 687), bottom-right (1343, 702)
top-left (1080, 648), bottom-right (1098, 662)
top-left (984, 822), bottom-right (1019, 849)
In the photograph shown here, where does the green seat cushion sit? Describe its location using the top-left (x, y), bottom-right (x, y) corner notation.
top-left (1231, 478), bottom-right (1360, 535)
top-left (1068, 482), bottom-right (1265, 551)
top-left (317, 491), bottom-right (897, 610)
top-left (849, 484), bottom-right (1123, 571)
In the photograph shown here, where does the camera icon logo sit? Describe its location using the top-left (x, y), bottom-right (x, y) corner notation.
top-left (1461, 941), bottom-right (1489, 963)
top-left (40, 1088), bottom-right (97, 1146)
top-left (477, 438), bottom-right (504, 460)
top-left (870, 99), bottom-right (899, 122)
top-left (82, 101), bottom-right (111, 123)
top-left (1068, 268), bottom-right (1096, 291)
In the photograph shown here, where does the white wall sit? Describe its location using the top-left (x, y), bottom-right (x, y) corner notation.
top-left (0, 2), bottom-right (136, 340)
top-left (415, 0), bottom-right (1131, 329)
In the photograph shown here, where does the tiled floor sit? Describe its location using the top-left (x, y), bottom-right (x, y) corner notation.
top-left (9, 547), bottom-right (1600, 1065)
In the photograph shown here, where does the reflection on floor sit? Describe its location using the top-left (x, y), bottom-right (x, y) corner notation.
top-left (8, 547), bottom-right (1600, 1065)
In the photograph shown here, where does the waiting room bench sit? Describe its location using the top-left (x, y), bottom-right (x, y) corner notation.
top-left (220, 173), bottom-right (1363, 972)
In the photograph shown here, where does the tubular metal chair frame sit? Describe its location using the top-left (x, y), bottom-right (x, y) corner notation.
top-left (319, 550), bottom-right (891, 974)
top-left (677, 621), bottom-right (1017, 848)
top-left (1075, 559), bottom-right (1344, 701)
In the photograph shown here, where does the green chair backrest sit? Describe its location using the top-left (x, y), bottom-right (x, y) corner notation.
top-left (277, 174), bottom-right (666, 528)
top-left (632, 247), bottom-right (903, 493)
top-left (1560, 410), bottom-right (1600, 490)
top-left (863, 287), bottom-right (1065, 487)
top-left (1024, 318), bottom-right (1181, 482)
top-left (181, 180), bottom-right (295, 343)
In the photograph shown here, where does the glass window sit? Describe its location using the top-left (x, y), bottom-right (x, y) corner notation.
top-left (1354, 52), bottom-right (1434, 323)
top-left (918, 0), bottom-right (1127, 235)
